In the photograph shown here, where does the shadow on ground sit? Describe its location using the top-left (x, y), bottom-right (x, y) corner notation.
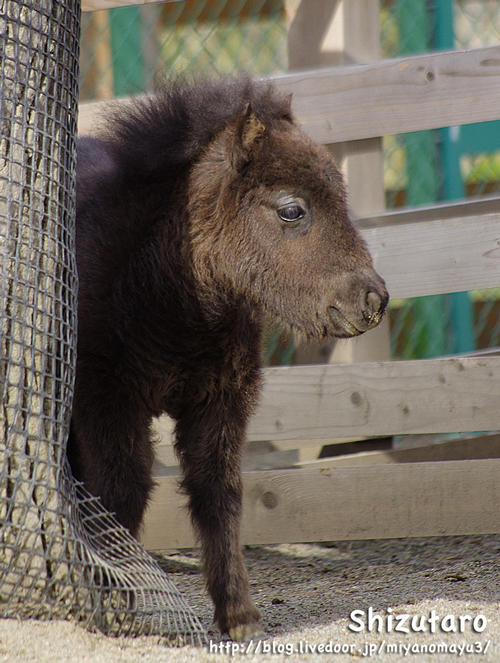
top-left (156, 534), bottom-right (500, 639)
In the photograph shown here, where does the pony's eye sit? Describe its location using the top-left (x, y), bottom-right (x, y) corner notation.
top-left (277, 204), bottom-right (306, 222)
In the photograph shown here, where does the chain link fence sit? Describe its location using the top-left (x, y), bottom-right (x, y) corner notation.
top-left (381, 0), bottom-right (500, 359)
top-left (80, 1), bottom-right (287, 102)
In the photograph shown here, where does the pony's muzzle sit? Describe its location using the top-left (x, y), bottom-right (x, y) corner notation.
top-left (328, 273), bottom-right (389, 337)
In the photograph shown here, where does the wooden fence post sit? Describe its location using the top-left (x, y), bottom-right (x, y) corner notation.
top-left (286, 0), bottom-right (391, 371)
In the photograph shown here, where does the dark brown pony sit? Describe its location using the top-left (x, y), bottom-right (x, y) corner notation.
top-left (69, 77), bottom-right (388, 641)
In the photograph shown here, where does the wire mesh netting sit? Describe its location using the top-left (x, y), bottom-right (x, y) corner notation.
top-left (0, 0), bottom-right (205, 643)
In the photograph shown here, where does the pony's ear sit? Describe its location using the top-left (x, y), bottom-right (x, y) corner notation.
top-left (238, 103), bottom-right (266, 151)
top-left (228, 104), bottom-right (266, 171)
top-left (230, 104), bottom-right (266, 169)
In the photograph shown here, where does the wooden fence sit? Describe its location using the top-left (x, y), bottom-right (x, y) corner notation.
top-left (79, 0), bottom-right (500, 550)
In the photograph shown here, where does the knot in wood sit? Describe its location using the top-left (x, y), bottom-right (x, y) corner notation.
top-left (261, 491), bottom-right (278, 509)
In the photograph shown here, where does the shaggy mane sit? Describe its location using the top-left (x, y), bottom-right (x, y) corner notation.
top-left (99, 76), bottom-right (294, 183)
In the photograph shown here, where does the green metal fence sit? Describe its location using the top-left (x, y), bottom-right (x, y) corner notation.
top-left (382, 0), bottom-right (500, 359)
top-left (79, 0), bottom-right (500, 362)
top-left (80, 1), bottom-right (287, 101)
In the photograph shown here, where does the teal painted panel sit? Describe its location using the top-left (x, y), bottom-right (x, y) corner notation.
top-left (109, 7), bottom-right (144, 97)
top-left (459, 121), bottom-right (500, 156)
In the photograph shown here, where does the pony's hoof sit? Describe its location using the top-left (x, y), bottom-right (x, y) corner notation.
top-left (228, 622), bottom-right (266, 642)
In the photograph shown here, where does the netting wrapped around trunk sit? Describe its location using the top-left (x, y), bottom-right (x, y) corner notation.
top-left (0, 0), bottom-right (205, 644)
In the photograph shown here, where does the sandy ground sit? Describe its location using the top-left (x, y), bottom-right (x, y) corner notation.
top-left (2, 534), bottom-right (500, 662)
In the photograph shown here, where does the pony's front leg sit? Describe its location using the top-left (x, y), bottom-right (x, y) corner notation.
top-left (175, 398), bottom-right (262, 641)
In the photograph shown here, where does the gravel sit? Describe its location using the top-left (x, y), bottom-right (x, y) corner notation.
top-left (2, 534), bottom-right (500, 662)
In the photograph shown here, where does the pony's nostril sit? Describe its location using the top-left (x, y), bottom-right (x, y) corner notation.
top-left (366, 290), bottom-right (382, 315)
top-left (362, 288), bottom-right (388, 327)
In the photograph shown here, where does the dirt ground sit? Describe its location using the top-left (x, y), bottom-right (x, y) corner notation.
top-left (2, 534), bottom-right (500, 662)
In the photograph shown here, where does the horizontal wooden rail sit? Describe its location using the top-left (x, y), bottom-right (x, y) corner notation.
top-left (248, 356), bottom-right (500, 441)
top-left (356, 195), bottom-right (500, 301)
top-left (274, 46), bottom-right (500, 143)
top-left (142, 458), bottom-right (500, 549)
top-left (358, 194), bottom-right (500, 229)
top-left (360, 206), bottom-right (500, 300)
top-left (78, 47), bottom-right (500, 143)
top-left (153, 356), bottom-right (500, 449)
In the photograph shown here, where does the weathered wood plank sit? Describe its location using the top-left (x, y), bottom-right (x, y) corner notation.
top-left (358, 194), bottom-right (500, 228)
top-left (248, 356), bottom-right (500, 441)
top-left (274, 46), bottom-right (500, 143)
top-left (78, 47), bottom-right (500, 142)
top-left (152, 355), bottom-right (500, 447)
top-left (363, 211), bottom-right (500, 300)
top-left (141, 458), bottom-right (500, 549)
